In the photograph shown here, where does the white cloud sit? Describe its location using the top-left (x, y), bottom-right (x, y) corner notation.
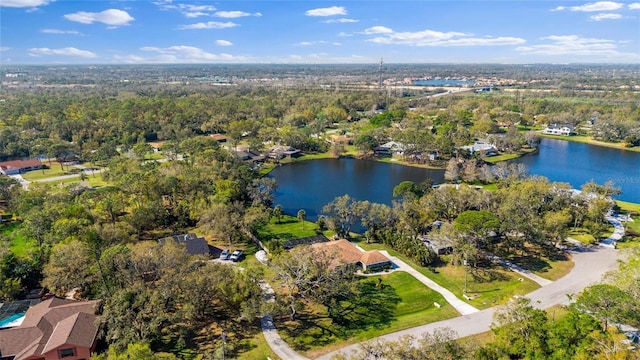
top-left (552, 6), bottom-right (566, 11)
top-left (0, 0), bottom-right (50, 8)
top-left (363, 26), bottom-right (393, 34)
top-left (323, 18), bottom-right (359, 23)
top-left (629, 2), bottom-right (640, 9)
top-left (294, 40), bottom-right (328, 46)
top-left (154, 2), bottom-right (217, 17)
top-left (363, 27), bottom-right (525, 47)
top-left (28, 47), bottom-right (96, 58)
top-left (64, 9), bottom-right (134, 26)
top-left (41, 28), bottom-right (81, 34)
top-left (178, 21), bottom-right (238, 30)
top-left (214, 11), bottom-right (260, 18)
top-left (136, 45), bottom-right (250, 63)
top-left (338, 32), bottom-right (353, 37)
top-left (516, 35), bottom-right (621, 56)
top-left (216, 40), bottom-right (233, 46)
top-left (305, 6), bottom-right (346, 16)
top-left (569, 1), bottom-right (624, 11)
top-left (333, 42), bottom-right (342, 46)
top-left (590, 12), bottom-right (623, 20)
top-left (0, 47), bottom-right (10, 51)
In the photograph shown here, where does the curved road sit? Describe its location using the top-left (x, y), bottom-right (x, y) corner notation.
top-left (260, 242), bottom-right (619, 360)
top-left (318, 243), bottom-right (618, 359)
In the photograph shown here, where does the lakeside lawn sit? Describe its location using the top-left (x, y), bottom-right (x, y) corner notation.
top-left (256, 215), bottom-right (329, 242)
top-left (278, 271), bottom-right (459, 358)
top-left (540, 134), bottom-right (640, 153)
top-left (482, 147), bottom-right (537, 164)
top-left (357, 242), bottom-right (540, 310)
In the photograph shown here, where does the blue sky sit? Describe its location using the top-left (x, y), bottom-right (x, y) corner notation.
top-left (1, 0), bottom-right (639, 64)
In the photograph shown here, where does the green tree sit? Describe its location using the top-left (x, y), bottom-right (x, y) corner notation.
top-left (297, 209), bottom-right (306, 230)
top-left (273, 204), bottom-right (284, 224)
top-left (576, 284), bottom-right (634, 331)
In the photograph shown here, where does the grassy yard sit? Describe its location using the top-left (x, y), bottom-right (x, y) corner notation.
top-left (616, 200), bottom-right (640, 214)
top-left (358, 242), bottom-right (540, 309)
top-left (278, 271), bottom-right (459, 358)
top-left (503, 251), bottom-right (574, 281)
top-left (1, 222), bottom-right (37, 258)
top-left (256, 215), bottom-right (326, 242)
top-left (483, 147), bottom-right (537, 164)
top-left (568, 228), bottom-right (595, 244)
top-left (21, 166), bottom-right (70, 180)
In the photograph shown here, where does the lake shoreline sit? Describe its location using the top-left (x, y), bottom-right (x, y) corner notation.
top-left (539, 133), bottom-right (640, 153)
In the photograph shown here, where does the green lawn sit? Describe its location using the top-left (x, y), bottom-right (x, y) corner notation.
top-left (1, 222), bottom-right (37, 259)
top-left (358, 242), bottom-right (540, 309)
top-left (483, 147), bottom-right (537, 164)
top-left (568, 228), bottom-right (596, 244)
top-left (279, 271), bottom-right (459, 358)
top-left (503, 252), bottom-right (574, 281)
top-left (256, 215), bottom-right (324, 242)
top-left (21, 166), bottom-right (70, 180)
top-left (616, 200), bottom-right (640, 214)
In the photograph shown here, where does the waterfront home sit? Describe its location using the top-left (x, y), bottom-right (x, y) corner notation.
top-left (543, 124), bottom-right (574, 136)
top-left (311, 239), bottom-right (392, 271)
top-left (268, 145), bottom-right (302, 160)
top-left (374, 141), bottom-right (405, 156)
top-left (460, 140), bottom-right (498, 156)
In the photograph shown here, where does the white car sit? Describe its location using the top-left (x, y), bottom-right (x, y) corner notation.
top-left (229, 250), bottom-right (243, 262)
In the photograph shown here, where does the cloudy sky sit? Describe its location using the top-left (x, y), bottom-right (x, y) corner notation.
top-left (1, 0), bottom-right (639, 64)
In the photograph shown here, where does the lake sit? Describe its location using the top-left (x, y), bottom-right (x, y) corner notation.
top-left (270, 139), bottom-right (640, 218)
top-left (510, 138), bottom-right (640, 203)
top-left (268, 159), bottom-right (443, 218)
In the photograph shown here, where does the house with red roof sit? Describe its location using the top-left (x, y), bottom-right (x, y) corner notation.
top-left (0, 159), bottom-right (43, 175)
top-left (311, 239), bottom-right (392, 271)
top-left (0, 298), bottom-right (101, 360)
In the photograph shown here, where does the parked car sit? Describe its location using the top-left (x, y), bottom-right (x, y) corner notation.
top-left (219, 249), bottom-right (230, 260)
top-left (230, 250), bottom-right (243, 262)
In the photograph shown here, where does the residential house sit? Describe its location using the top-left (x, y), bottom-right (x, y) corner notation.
top-left (267, 145), bottom-right (301, 160)
top-left (0, 159), bottom-right (43, 175)
top-left (419, 235), bottom-right (453, 255)
top-left (542, 124), bottom-right (574, 136)
top-left (460, 140), bottom-right (498, 156)
top-left (210, 134), bottom-right (228, 143)
top-left (310, 239), bottom-right (392, 271)
top-left (159, 233), bottom-right (211, 257)
top-left (0, 298), bottom-right (101, 360)
top-left (373, 141), bottom-right (405, 157)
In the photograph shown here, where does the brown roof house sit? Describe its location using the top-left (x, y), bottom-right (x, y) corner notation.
top-left (0, 297), bottom-right (101, 360)
top-left (311, 239), bottom-right (392, 271)
top-left (0, 159), bottom-right (43, 175)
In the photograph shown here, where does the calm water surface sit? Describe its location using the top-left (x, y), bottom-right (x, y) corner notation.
top-left (511, 138), bottom-right (640, 203)
top-left (268, 158), bottom-right (443, 218)
top-left (270, 139), bottom-right (640, 218)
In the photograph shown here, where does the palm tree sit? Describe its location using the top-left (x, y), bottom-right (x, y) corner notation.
top-left (273, 205), bottom-right (283, 224)
top-left (297, 209), bottom-right (306, 230)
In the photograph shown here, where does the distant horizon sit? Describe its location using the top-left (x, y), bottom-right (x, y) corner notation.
top-left (2, 62), bottom-right (638, 67)
top-left (2, 1), bottom-right (639, 65)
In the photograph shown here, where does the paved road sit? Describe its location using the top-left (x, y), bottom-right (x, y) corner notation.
top-left (318, 244), bottom-right (618, 360)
